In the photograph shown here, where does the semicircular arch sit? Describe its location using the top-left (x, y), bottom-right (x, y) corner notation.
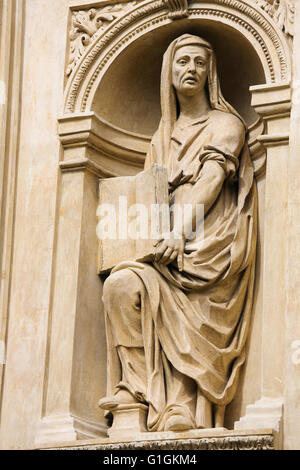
top-left (64, 0), bottom-right (292, 117)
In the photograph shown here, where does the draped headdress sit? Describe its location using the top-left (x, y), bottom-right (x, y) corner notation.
top-left (147, 34), bottom-right (246, 168)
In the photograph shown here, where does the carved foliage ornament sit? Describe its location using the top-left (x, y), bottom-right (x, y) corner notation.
top-left (67, 2), bottom-right (137, 76)
top-left (253, 0), bottom-right (295, 37)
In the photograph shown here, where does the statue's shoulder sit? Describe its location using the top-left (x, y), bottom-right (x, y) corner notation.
top-left (208, 110), bottom-right (246, 152)
top-left (209, 109), bottom-right (245, 140)
top-left (209, 109), bottom-right (244, 129)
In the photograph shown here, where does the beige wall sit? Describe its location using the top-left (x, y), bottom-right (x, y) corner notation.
top-left (0, 0), bottom-right (69, 449)
top-left (284, 3), bottom-right (300, 450)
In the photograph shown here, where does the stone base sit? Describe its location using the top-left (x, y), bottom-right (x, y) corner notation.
top-left (35, 415), bottom-right (77, 446)
top-left (36, 428), bottom-right (277, 450)
top-left (234, 398), bottom-right (283, 449)
top-left (108, 404), bottom-right (148, 439)
top-left (36, 415), bottom-right (107, 445)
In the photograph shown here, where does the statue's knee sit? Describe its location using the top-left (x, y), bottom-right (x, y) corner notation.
top-left (103, 271), bottom-right (126, 300)
top-left (103, 269), bottom-right (140, 302)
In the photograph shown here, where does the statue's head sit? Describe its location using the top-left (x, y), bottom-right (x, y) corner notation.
top-left (153, 34), bottom-right (245, 164)
top-left (172, 44), bottom-right (209, 97)
top-left (161, 34), bottom-right (239, 123)
top-left (160, 34), bottom-right (227, 124)
top-left (172, 38), bottom-right (211, 98)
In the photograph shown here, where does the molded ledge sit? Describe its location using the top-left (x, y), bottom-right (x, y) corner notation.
top-left (234, 398), bottom-right (283, 449)
top-left (35, 428), bottom-right (277, 450)
top-left (36, 414), bottom-right (107, 445)
top-left (58, 112), bottom-right (149, 176)
top-left (250, 82), bottom-right (292, 117)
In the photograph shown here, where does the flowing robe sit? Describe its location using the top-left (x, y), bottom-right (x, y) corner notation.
top-left (103, 109), bottom-right (257, 431)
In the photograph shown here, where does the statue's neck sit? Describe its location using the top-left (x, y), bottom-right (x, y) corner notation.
top-left (176, 90), bottom-right (211, 124)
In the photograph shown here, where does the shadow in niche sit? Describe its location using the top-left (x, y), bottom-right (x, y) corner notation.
top-left (92, 19), bottom-right (266, 136)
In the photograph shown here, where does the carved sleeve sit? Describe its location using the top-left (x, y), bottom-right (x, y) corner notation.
top-left (199, 114), bottom-right (246, 182)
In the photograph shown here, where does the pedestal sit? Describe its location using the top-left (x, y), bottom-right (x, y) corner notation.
top-left (108, 404), bottom-right (148, 439)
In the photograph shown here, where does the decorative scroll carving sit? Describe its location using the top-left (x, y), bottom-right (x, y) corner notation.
top-left (67, 2), bottom-right (137, 76)
top-left (163, 0), bottom-right (189, 19)
top-left (47, 434), bottom-right (275, 450)
top-left (253, 0), bottom-right (295, 37)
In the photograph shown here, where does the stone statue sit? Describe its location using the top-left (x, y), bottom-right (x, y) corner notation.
top-left (99, 34), bottom-right (257, 432)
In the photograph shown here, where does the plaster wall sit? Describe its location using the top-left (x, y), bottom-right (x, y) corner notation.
top-left (0, 0), bottom-right (72, 449)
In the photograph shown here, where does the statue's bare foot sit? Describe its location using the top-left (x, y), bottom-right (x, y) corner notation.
top-left (98, 389), bottom-right (138, 410)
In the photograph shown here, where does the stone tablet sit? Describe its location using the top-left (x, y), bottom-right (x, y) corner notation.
top-left (97, 164), bottom-right (169, 273)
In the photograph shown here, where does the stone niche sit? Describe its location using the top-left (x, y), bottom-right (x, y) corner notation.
top-left (37, 0), bottom-right (294, 450)
top-left (92, 19), bottom-right (265, 134)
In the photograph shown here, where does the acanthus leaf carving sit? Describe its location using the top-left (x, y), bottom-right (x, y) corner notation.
top-left (67, 2), bottom-right (138, 76)
top-left (253, 0), bottom-right (295, 37)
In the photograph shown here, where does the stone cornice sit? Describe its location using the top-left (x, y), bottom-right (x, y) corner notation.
top-left (59, 157), bottom-right (107, 177)
top-left (58, 112), bottom-right (148, 176)
top-left (250, 81), bottom-right (292, 117)
top-left (257, 133), bottom-right (289, 147)
top-left (58, 111), bottom-right (267, 177)
top-left (250, 82), bottom-right (291, 151)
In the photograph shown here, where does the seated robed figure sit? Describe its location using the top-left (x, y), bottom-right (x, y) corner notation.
top-left (99, 34), bottom-right (257, 432)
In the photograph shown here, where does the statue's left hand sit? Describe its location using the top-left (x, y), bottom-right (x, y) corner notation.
top-left (153, 232), bottom-right (185, 271)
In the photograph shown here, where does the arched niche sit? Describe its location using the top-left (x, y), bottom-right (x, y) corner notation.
top-left (92, 19), bottom-right (266, 136)
top-left (60, 0), bottom-right (292, 177)
top-left (46, 0), bottom-right (293, 444)
top-left (64, 0), bottom-right (291, 115)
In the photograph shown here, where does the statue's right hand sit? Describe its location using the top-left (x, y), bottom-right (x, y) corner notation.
top-left (153, 232), bottom-right (184, 271)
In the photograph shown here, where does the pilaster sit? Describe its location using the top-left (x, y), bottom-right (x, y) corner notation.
top-left (235, 82), bottom-right (291, 442)
top-left (36, 156), bottom-right (107, 444)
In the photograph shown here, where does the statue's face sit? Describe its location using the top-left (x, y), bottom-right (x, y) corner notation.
top-left (172, 45), bottom-right (209, 96)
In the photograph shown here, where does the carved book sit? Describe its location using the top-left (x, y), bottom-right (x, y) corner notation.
top-left (97, 164), bottom-right (169, 273)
